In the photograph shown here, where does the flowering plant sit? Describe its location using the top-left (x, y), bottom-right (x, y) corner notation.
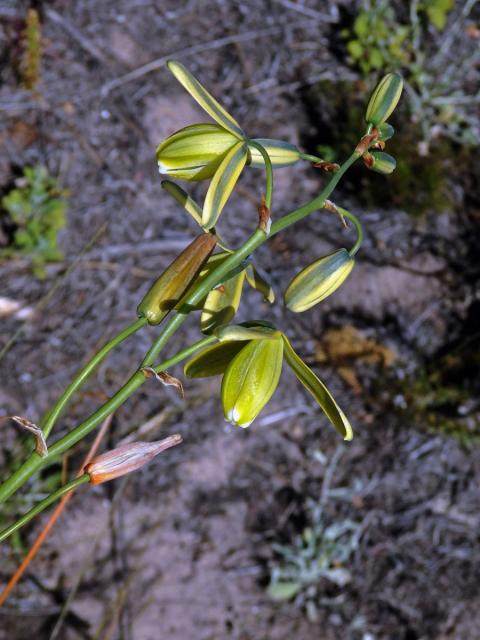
top-left (0, 65), bottom-right (402, 549)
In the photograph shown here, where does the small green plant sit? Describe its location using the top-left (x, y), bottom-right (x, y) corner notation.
top-left (1, 165), bottom-right (68, 278)
top-left (0, 65), bottom-right (404, 569)
top-left (268, 448), bottom-right (363, 622)
top-left (343, 0), bottom-right (478, 150)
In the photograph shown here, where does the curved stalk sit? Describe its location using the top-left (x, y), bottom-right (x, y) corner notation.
top-left (42, 317), bottom-right (147, 439)
top-left (0, 475), bottom-right (89, 543)
top-left (247, 140), bottom-right (273, 210)
top-left (337, 206), bottom-right (364, 257)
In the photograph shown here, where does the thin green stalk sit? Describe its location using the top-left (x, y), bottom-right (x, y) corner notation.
top-left (270, 151), bottom-right (359, 235)
top-left (42, 317), bottom-right (147, 439)
top-left (299, 152), bottom-right (325, 164)
top-left (247, 140), bottom-right (273, 209)
top-left (0, 475), bottom-right (89, 543)
top-left (0, 335), bottom-right (216, 503)
top-left (337, 206), bottom-right (364, 256)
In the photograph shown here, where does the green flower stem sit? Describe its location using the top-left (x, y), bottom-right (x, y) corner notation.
top-left (0, 475), bottom-right (89, 543)
top-left (246, 140), bottom-right (273, 210)
top-left (299, 152), bottom-right (325, 164)
top-left (42, 317), bottom-right (147, 440)
top-left (270, 151), bottom-right (359, 235)
top-left (0, 335), bottom-right (217, 504)
top-left (337, 206), bottom-right (364, 257)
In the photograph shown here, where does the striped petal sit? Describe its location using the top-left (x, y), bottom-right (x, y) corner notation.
top-left (202, 141), bottom-right (248, 229)
top-left (282, 335), bottom-right (353, 441)
top-left (167, 60), bottom-right (245, 138)
top-left (215, 324), bottom-right (280, 342)
top-left (248, 138), bottom-right (301, 168)
top-left (221, 337), bottom-right (284, 428)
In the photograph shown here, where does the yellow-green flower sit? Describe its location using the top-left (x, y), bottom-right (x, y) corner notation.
top-left (184, 323), bottom-right (353, 439)
top-left (157, 60), bottom-right (303, 229)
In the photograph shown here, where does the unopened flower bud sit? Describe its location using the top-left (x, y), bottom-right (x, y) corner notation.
top-left (156, 123), bottom-right (240, 181)
top-left (284, 248), bottom-right (354, 312)
top-left (222, 337), bottom-right (284, 428)
top-left (365, 73), bottom-right (403, 126)
top-left (84, 435), bottom-right (182, 485)
top-left (377, 122), bottom-right (395, 141)
top-left (137, 233), bottom-right (217, 325)
top-left (364, 151), bottom-right (396, 174)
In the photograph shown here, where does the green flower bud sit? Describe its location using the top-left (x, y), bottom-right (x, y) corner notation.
top-left (377, 122), bottom-right (395, 141)
top-left (365, 73), bottom-right (403, 126)
top-left (137, 233), bottom-right (217, 325)
top-left (366, 151), bottom-right (396, 174)
top-left (284, 248), bottom-right (354, 312)
top-left (248, 138), bottom-right (302, 168)
top-left (156, 123), bottom-right (239, 181)
top-left (221, 337), bottom-right (284, 428)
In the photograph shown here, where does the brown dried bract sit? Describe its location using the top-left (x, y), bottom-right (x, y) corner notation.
top-left (323, 200), bottom-right (347, 228)
top-left (313, 161), bottom-right (340, 172)
top-left (141, 367), bottom-right (184, 398)
top-left (0, 415), bottom-right (48, 457)
top-left (258, 195), bottom-right (271, 234)
top-left (355, 129), bottom-right (379, 156)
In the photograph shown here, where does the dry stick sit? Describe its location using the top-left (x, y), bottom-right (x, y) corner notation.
top-left (0, 414), bottom-right (113, 607)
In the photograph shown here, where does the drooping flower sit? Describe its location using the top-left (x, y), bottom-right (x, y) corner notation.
top-left (184, 323), bottom-right (353, 440)
top-left (284, 248), bottom-right (355, 312)
top-left (156, 60), bottom-right (303, 229)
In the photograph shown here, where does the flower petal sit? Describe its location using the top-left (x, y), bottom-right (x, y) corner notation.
top-left (184, 341), bottom-right (245, 378)
top-left (202, 141), bottom-right (248, 229)
top-left (215, 324), bottom-right (280, 342)
top-left (200, 271), bottom-right (246, 333)
top-left (167, 60), bottom-right (245, 138)
top-left (282, 335), bottom-right (353, 441)
top-left (221, 337), bottom-right (283, 427)
top-left (246, 264), bottom-right (275, 303)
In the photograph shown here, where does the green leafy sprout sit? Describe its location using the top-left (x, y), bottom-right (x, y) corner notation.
top-left (1, 165), bottom-right (68, 279)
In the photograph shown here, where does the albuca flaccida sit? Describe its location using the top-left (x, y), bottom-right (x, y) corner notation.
top-left (0, 64), bottom-right (404, 546)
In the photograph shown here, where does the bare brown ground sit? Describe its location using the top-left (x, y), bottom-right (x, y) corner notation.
top-left (0, 1), bottom-right (479, 639)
